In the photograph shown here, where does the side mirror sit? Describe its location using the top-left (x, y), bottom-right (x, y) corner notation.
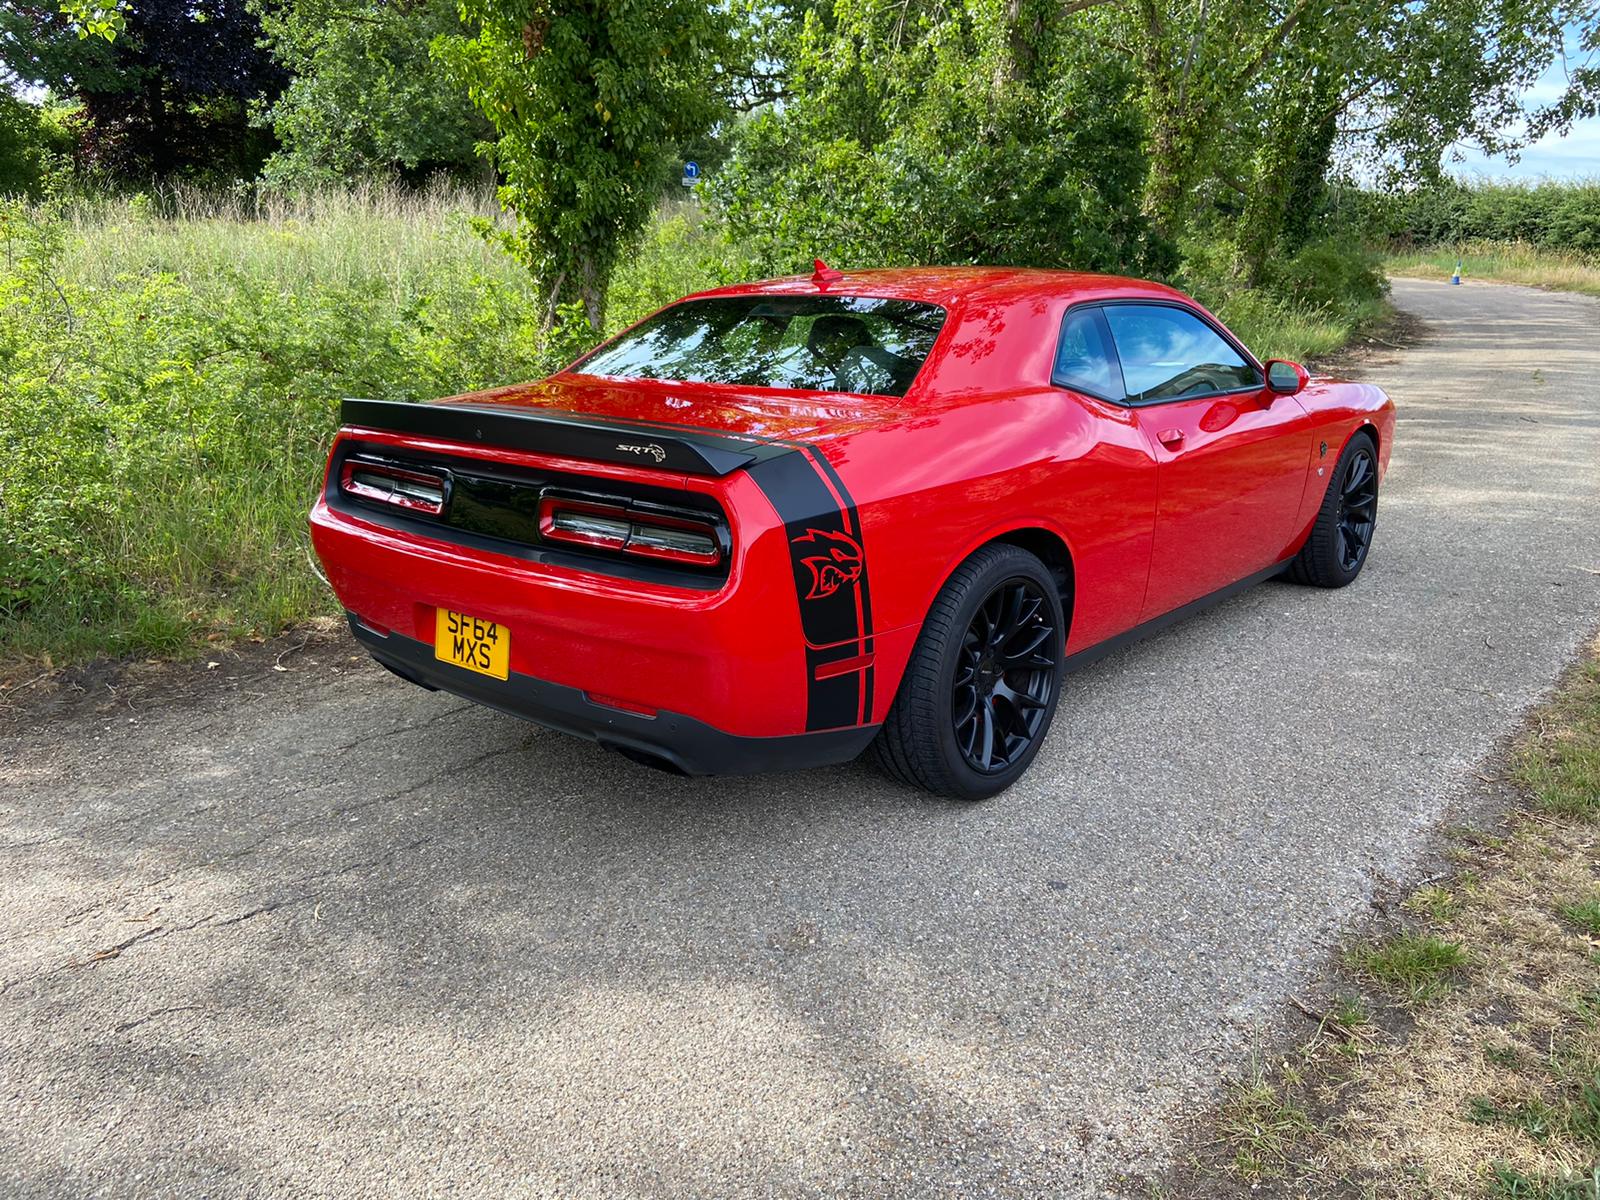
top-left (1265, 359), bottom-right (1309, 395)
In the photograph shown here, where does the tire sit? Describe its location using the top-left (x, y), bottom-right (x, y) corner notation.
top-left (872, 544), bottom-right (1065, 801)
top-left (1287, 430), bottom-right (1379, 588)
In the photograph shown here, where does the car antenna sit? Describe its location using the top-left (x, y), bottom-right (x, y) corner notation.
top-left (811, 258), bottom-right (843, 289)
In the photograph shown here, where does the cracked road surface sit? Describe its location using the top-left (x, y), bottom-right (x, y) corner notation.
top-left (4, 279), bottom-right (1600, 1198)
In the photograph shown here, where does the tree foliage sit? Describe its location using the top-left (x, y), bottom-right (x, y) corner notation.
top-left (713, 0), bottom-right (1160, 276)
top-left (255, 0), bottom-right (490, 186)
top-left (1081, 0), bottom-right (1571, 275)
top-left (1, 0), bottom-right (282, 181)
top-left (0, 92), bottom-right (76, 196)
top-left (434, 1), bottom-right (736, 331)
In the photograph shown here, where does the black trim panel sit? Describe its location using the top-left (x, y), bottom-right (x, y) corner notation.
top-left (1063, 558), bottom-right (1290, 674)
top-left (327, 441), bottom-right (731, 590)
top-left (350, 617), bottom-right (878, 776)
top-left (340, 398), bottom-right (790, 476)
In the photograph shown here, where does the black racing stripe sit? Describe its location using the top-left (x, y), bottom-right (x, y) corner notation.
top-left (745, 448), bottom-right (875, 732)
top-left (799, 444), bottom-right (875, 724)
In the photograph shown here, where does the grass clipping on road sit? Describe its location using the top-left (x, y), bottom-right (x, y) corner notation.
top-left (1167, 640), bottom-right (1600, 1199)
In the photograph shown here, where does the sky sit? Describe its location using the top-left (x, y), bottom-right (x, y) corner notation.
top-left (1449, 37), bottom-right (1600, 181)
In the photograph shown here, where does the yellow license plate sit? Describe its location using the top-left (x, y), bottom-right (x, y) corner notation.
top-left (434, 607), bottom-right (510, 680)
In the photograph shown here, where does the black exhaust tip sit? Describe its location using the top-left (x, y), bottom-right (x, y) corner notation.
top-left (602, 742), bottom-right (688, 775)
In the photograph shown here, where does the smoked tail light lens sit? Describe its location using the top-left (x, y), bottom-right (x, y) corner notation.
top-left (537, 493), bottom-right (723, 568)
top-left (340, 459), bottom-right (449, 515)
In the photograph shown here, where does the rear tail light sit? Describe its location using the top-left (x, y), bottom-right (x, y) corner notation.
top-left (340, 458), bottom-right (449, 515)
top-left (537, 493), bottom-right (723, 568)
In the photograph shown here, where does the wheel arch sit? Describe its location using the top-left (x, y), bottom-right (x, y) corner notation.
top-left (990, 527), bottom-right (1076, 643)
top-left (1350, 418), bottom-right (1380, 456)
top-left (917, 521), bottom-right (1077, 646)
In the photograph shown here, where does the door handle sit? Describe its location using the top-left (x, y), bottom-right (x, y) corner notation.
top-left (1157, 428), bottom-right (1186, 449)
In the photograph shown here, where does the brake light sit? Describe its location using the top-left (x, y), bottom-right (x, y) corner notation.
top-left (340, 459), bottom-right (449, 515)
top-left (537, 493), bottom-right (722, 568)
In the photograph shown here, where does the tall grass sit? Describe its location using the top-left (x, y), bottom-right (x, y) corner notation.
top-left (2, 185), bottom-right (537, 662)
top-left (1385, 241), bottom-right (1600, 298)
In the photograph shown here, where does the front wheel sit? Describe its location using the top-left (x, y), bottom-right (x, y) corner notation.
top-left (1287, 431), bottom-right (1379, 588)
top-left (871, 544), bottom-right (1065, 800)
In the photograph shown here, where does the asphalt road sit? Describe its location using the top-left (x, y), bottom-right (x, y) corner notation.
top-left (4, 278), bottom-right (1599, 1199)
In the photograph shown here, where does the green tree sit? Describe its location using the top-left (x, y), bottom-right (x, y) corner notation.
top-left (1083, 0), bottom-right (1569, 264)
top-left (434, 1), bottom-right (734, 332)
top-left (0, 92), bottom-right (65, 196)
top-left (1, 0), bottom-right (283, 181)
top-left (255, 0), bottom-right (490, 186)
top-left (712, 0), bottom-right (1158, 275)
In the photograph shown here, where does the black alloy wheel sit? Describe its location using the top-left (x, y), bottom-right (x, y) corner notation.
top-left (871, 543), bottom-right (1066, 800)
top-left (1286, 429), bottom-right (1379, 589)
top-left (1335, 444), bottom-right (1377, 571)
top-left (953, 579), bottom-right (1057, 774)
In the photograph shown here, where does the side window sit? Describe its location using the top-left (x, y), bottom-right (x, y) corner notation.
top-left (1051, 306), bottom-right (1122, 401)
top-left (1102, 305), bottom-right (1259, 403)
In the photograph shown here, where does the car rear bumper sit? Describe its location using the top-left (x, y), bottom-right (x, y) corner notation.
top-left (348, 615), bottom-right (879, 776)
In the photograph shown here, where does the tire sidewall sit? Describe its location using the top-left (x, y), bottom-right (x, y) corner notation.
top-left (930, 552), bottom-right (1066, 799)
top-left (1326, 431), bottom-right (1379, 585)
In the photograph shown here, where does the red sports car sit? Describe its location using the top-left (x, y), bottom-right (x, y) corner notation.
top-left (310, 265), bottom-right (1393, 799)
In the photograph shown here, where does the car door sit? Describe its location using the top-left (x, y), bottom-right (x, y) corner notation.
top-left (1099, 302), bottom-right (1315, 623)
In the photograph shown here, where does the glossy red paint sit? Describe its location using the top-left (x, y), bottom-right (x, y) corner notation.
top-left (309, 267), bottom-right (1395, 771)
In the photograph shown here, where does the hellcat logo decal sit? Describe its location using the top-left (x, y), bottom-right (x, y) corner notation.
top-left (616, 442), bottom-right (667, 463)
top-left (793, 527), bottom-right (864, 600)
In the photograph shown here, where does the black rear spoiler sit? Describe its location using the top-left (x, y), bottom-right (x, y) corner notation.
top-left (339, 398), bottom-right (785, 477)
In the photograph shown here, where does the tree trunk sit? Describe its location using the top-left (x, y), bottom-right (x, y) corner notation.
top-left (578, 253), bottom-right (605, 334)
top-left (1137, 1), bottom-right (1192, 249)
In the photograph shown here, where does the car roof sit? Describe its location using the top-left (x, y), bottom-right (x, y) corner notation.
top-left (687, 266), bottom-right (1194, 310)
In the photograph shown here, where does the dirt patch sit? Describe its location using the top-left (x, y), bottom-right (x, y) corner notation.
top-left (0, 617), bottom-right (359, 734)
top-left (1309, 303), bottom-right (1432, 380)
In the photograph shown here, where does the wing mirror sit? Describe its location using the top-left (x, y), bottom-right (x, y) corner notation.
top-left (1265, 359), bottom-right (1309, 395)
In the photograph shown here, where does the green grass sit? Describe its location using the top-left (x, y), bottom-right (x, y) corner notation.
top-left (1385, 241), bottom-right (1600, 299)
top-left (1516, 661), bottom-right (1600, 820)
top-left (1330, 993), bottom-right (1371, 1029)
top-left (1491, 1163), bottom-right (1600, 1200)
top-left (1216, 1060), bottom-right (1315, 1180)
top-left (1564, 896), bottom-right (1600, 938)
top-left (0, 186), bottom-right (736, 664)
top-left (1407, 884), bottom-right (1461, 923)
top-left (1470, 1094), bottom-right (1567, 1142)
top-left (1344, 933), bottom-right (1469, 1004)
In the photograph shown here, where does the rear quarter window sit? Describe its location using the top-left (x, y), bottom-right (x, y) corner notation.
top-left (572, 295), bottom-right (948, 398)
top-left (1052, 307), bottom-right (1123, 401)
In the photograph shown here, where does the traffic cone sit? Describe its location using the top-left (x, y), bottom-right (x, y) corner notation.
top-left (1451, 256), bottom-right (1462, 285)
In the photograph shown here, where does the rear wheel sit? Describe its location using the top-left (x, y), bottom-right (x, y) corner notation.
top-left (1287, 431), bottom-right (1378, 588)
top-left (872, 544), bottom-right (1065, 800)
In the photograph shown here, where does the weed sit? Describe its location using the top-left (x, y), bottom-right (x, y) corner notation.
top-left (1345, 933), bottom-right (1469, 1003)
top-left (1468, 1094), bottom-right (1564, 1142)
top-left (1490, 1163), bottom-right (1600, 1200)
top-left (1514, 662), bottom-right (1600, 820)
top-left (1561, 896), bottom-right (1600, 937)
top-left (1408, 885), bottom-right (1460, 923)
top-left (1216, 1063), bottom-right (1314, 1180)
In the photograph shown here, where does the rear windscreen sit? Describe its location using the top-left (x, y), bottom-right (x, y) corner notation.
top-left (572, 295), bottom-right (948, 398)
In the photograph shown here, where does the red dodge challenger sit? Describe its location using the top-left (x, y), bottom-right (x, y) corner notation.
top-left (310, 264), bottom-right (1393, 799)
